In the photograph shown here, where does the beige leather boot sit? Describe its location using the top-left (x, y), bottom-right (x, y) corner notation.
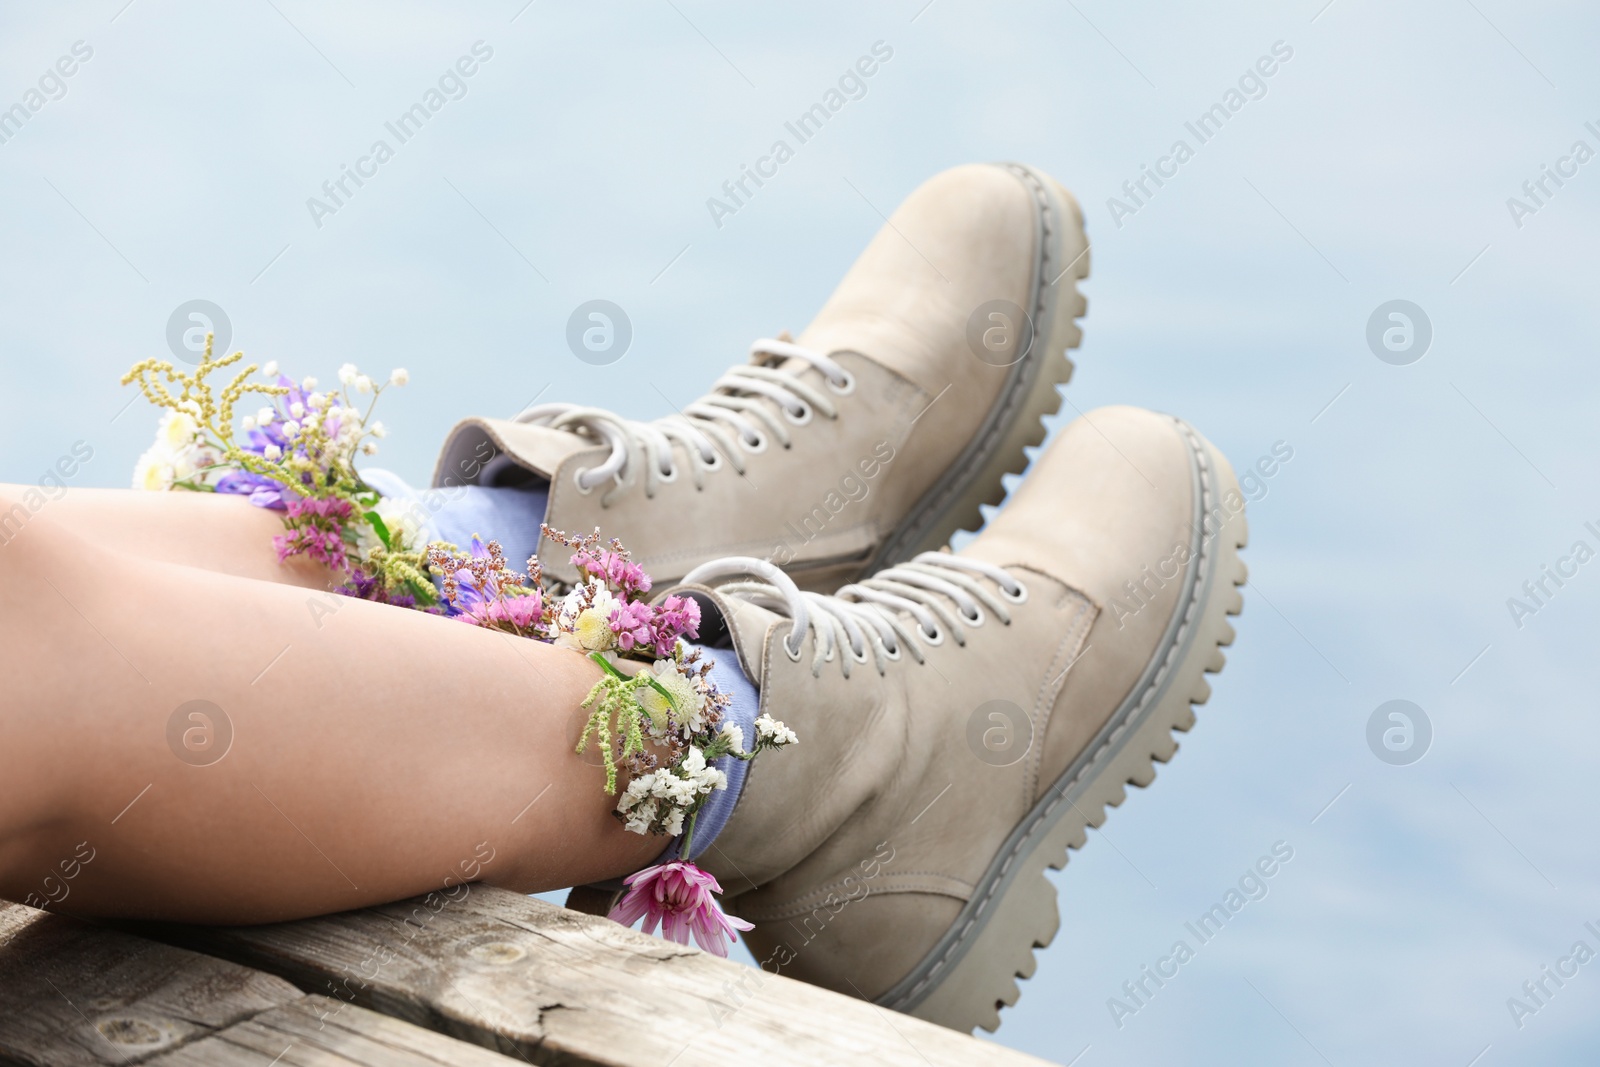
top-left (432, 162), bottom-right (1089, 591)
top-left (670, 405), bottom-right (1248, 1033)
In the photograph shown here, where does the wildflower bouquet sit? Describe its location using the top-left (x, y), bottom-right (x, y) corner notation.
top-left (123, 338), bottom-right (432, 606)
top-left (123, 342), bottom-right (794, 955)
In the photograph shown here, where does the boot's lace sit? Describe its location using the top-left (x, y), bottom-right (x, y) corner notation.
top-left (682, 552), bottom-right (1029, 677)
top-left (514, 339), bottom-right (854, 504)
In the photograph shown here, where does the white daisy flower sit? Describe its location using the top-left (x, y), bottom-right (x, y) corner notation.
top-left (157, 410), bottom-right (200, 449)
top-left (635, 659), bottom-right (706, 733)
top-left (554, 583), bottom-right (618, 653)
top-left (131, 446), bottom-right (176, 491)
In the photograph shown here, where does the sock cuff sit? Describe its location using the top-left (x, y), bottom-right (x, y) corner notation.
top-left (664, 641), bottom-right (759, 863)
top-left (362, 468), bottom-right (548, 572)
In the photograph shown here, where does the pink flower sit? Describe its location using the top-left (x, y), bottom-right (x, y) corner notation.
top-left (609, 599), bottom-right (655, 652)
top-left (573, 549), bottom-right (652, 598)
top-left (648, 595), bottom-right (701, 657)
top-left (460, 592), bottom-right (544, 632)
top-left (272, 496), bottom-right (355, 571)
top-left (607, 860), bottom-right (752, 957)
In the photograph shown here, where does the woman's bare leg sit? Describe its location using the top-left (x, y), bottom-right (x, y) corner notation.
top-left (0, 484), bottom-right (662, 923)
top-left (33, 486), bottom-right (337, 589)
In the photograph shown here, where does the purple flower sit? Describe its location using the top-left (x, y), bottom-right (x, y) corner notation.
top-left (337, 569), bottom-right (421, 609)
top-left (217, 375), bottom-right (353, 510)
top-left (213, 469), bottom-right (291, 508)
top-left (435, 537), bottom-right (544, 633)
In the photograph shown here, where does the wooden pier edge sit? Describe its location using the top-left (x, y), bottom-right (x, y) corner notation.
top-left (0, 902), bottom-right (512, 1066)
top-left (1, 887), bottom-right (1059, 1066)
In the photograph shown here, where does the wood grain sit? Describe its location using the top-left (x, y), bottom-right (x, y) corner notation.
top-left (1, 902), bottom-right (535, 1067)
top-left (138, 884), bottom-right (1057, 1066)
top-left (0, 901), bottom-right (297, 1066)
top-left (145, 996), bottom-right (520, 1067)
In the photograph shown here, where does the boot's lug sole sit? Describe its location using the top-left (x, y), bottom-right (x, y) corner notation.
top-left (875, 418), bottom-right (1249, 1034)
top-left (863, 162), bottom-right (1091, 576)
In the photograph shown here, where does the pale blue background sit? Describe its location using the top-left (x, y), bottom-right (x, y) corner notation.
top-left (3, 2), bottom-right (1598, 1063)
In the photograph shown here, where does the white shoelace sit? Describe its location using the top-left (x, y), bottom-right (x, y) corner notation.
top-left (682, 553), bottom-right (1030, 677)
top-left (514, 338), bottom-right (855, 503)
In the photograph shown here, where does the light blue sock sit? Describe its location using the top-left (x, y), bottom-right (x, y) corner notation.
top-left (669, 643), bottom-right (760, 863)
top-left (362, 468), bottom-right (548, 571)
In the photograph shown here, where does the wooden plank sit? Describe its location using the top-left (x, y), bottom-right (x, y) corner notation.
top-left (0, 901), bottom-right (298, 1066)
top-left (138, 884), bottom-right (1057, 1067)
top-left (145, 996), bottom-right (520, 1067)
top-left (1, 902), bottom-right (535, 1067)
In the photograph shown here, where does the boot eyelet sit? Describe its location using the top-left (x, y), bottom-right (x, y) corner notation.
top-left (572, 467), bottom-right (596, 495)
top-left (849, 642), bottom-right (869, 664)
top-left (920, 623), bottom-right (945, 646)
top-left (783, 403), bottom-right (813, 426)
top-left (1000, 581), bottom-right (1029, 604)
top-left (962, 606), bottom-right (985, 627)
top-left (826, 370), bottom-right (856, 395)
top-left (698, 451), bottom-right (724, 472)
top-left (883, 641), bottom-right (902, 661)
top-left (783, 633), bottom-right (804, 661)
top-left (656, 462), bottom-right (679, 483)
top-left (741, 431), bottom-right (768, 454)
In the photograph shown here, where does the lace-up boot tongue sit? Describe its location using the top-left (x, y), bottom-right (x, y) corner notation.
top-left (431, 416), bottom-right (598, 490)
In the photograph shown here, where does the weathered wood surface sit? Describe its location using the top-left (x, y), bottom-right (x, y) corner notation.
top-left (0, 902), bottom-right (522, 1067)
top-left (141, 884), bottom-right (1054, 1066)
top-left (0, 901), bottom-right (297, 1066)
top-left (145, 996), bottom-right (516, 1066)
